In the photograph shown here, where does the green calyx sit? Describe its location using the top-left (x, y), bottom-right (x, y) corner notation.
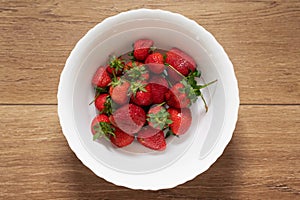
top-left (100, 96), bottom-right (113, 116)
top-left (109, 55), bottom-right (125, 72)
top-left (147, 106), bottom-right (173, 130)
top-left (93, 122), bottom-right (115, 141)
top-left (89, 87), bottom-right (108, 105)
top-left (126, 63), bottom-right (148, 81)
top-left (180, 69), bottom-right (217, 112)
top-left (130, 81), bottom-right (147, 97)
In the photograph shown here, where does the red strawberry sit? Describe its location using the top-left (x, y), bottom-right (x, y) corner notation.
top-left (110, 104), bottom-right (146, 135)
top-left (106, 56), bottom-right (125, 76)
top-left (124, 61), bottom-right (143, 71)
top-left (167, 67), bottom-right (183, 84)
top-left (125, 62), bottom-right (150, 81)
top-left (147, 105), bottom-right (173, 130)
top-left (95, 93), bottom-right (112, 115)
top-left (148, 75), bottom-right (169, 104)
top-left (130, 82), bottom-right (152, 106)
top-left (92, 66), bottom-right (112, 88)
top-left (133, 39), bottom-right (154, 61)
top-left (109, 78), bottom-right (130, 105)
top-left (167, 108), bottom-right (192, 135)
top-left (137, 126), bottom-right (166, 151)
top-left (165, 48), bottom-right (196, 77)
top-left (110, 127), bottom-right (134, 148)
top-left (145, 52), bottom-right (165, 74)
top-left (165, 82), bottom-right (190, 108)
top-left (91, 114), bottom-right (115, 140)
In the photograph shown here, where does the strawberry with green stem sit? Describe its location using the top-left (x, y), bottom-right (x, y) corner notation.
top-left (91, 114), bottom-right (115, 141)
top-left (147, 104), bottom-right (173, 130)
top-left (165, 66), bottom-right (217, 111)
top-left (130, 81), bottom-right (152, 106)
top-left (106, 55), bottom-right (125, 76)
top-left (125, 62), bottom-right (150, 81)
top-left (109, 75), bottom-right (131, 105)
top-left (94, 93), bottom-right (112, 115)
top-left (167, 108), bottom-right (192, 136)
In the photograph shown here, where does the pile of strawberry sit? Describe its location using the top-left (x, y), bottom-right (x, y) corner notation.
top-left (90, 39), bottom-right (216, 151)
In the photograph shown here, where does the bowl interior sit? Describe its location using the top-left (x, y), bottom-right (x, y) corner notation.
top-left (71, 18), bottom-right (225, 174)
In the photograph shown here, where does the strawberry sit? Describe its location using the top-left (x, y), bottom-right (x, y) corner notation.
top-left (94, 93), bottom-right (112, 115)
top-left (166, 71), bottom-right (217, 111)
top-left (133, 39), bottom-right (154, 61)
top-left (167, 67), bottom-right (183, 84)
top-left (91, 114), bottom-right (115, 140)
top-left (110, 104), bottom-right (146, 134)
top-left (130, 82), bottom-right (152, 106)
top-left (148, 75), bottom-right (169, 104)
top-left (106, 56), bottom-right (125, 76)
top-left (165, 48), bottom-right (196, 77)
top-left (167, 108), bottom-right (192, 135)
top-left (137, 126), bottom-right (166, 151)
top-left (110, 127), bottom-right (134, 148)
top-left (109, 77), bottom-right (130, 105)
top-left (165, 82), bottom-right (191, 108)
top-left (92, 66), bottom-right (112, 88)
top-left (125, 62), bottom-right (150, 81)
top-left (124, 61), bottom-right (143, 71)
top-left (147, 105), bottom-right (173, 130)
top-left (145, 52), bottom-right (165, 74)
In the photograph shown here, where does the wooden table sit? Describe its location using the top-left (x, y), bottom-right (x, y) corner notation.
top-left (1, 1), bottom-right (299, 199)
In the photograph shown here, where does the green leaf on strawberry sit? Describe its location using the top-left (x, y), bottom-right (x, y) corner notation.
top-left (147, 106), bottom-right (173, 130)
top-left (130, 81), bottom-right (147, 97)
top-left (93, 122), bottom-right (115, 141)
top-left (109, 55), bottom-right (125, 73)
top-left (126, 63), bottom-right (148, 81)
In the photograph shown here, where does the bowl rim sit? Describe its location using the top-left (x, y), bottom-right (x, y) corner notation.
top-left (57, 8), bottom-right (239, 190)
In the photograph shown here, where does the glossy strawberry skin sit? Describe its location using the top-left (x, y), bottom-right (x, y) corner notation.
top-left (165, 83), bottom-right (190, 108)
top-left (145, 52), bottom-right (165, 74)
top-left (137, 126), bottom-right (166, 151)
top-left (167, 67), bottom-right (183, 84)
top-left (106, 64), bottom-right (122, 76)
top-left (167, 108), bottom-right (192, 135)
top-left (165, 48), bottom-right (196, 76)
top-left (110, 127), bottom-right (134, 148)
top-left (91, 114), bottom-right (110, 135)
top-left (148, 75), bottom-right (169, 104)
top-left (110, 104), bottom-right (146, 135)
top-left (109, 81), bottom-right (130, 105)
top-left (92, 66), bottom-right (112, 88)
top-left (95, 93), bottom-right (109, 112)
top-left (133, 39), bottom-right (154, 61)
top-left (130, 84), bottom-right (152, 106)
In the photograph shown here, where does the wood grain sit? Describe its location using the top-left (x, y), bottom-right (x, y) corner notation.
top-left (0, 1), bottom-right (299, 199)
top-left (0, 105), bottom-right (299, 199)
top-left (0, 0), bottom-right (299, 104)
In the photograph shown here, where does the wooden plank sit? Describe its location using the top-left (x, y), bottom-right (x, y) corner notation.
top-left (0, 105), bottom-right (299, 199)
top-left (0, 1), bottom-right (299, 104)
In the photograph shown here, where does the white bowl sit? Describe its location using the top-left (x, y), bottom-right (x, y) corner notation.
top-left (57, 9), bottom-right (239, 190)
